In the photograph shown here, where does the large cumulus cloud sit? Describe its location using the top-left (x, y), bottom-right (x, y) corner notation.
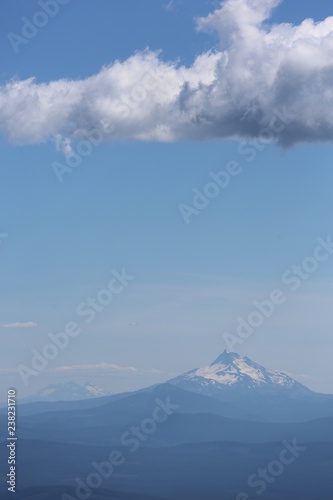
top-left (1, 0), bottom-right (333, 148)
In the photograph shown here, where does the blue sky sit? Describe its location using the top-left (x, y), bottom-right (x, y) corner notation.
top-left (1, 0), bottom-right (333, 397)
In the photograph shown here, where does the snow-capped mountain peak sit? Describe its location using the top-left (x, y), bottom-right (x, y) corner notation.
top-left (210, 350), bottom-right (241, 366)
top-left (169, 351), bottom-right (311, 398)
top-left (24, 381), bottom-right (111, 403)
top-left (205, 350), bottom-right (294, 388)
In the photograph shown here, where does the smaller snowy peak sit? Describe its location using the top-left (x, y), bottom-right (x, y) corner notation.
top-left (83, 383), bottom-right (109, 397)
top-left (24, 381), bottom-right (111, 403)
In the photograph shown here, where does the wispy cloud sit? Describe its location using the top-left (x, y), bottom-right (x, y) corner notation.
top-left (52, 363), bottom-right (138, 373)
top-left (3, 322), bottom-right (38, 328)
top-left (163, 0), bottom-right (177, 12)
top-left (0, 363), bottom-right (163, 375)
top-left (0, 368), bottom-right (17, 374)
top-left (51, 363), bottom-right (163, 375)
top-left (1, 0), bottom-right (333, 148)
top-left (0, 233), bottom-right (8, 242)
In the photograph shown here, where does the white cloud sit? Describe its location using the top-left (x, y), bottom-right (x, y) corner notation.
top-left (50, 363), bottom-right (162, 375)
top-left (51, 363), bottom-right (138, 373)
top-left (129, 321), bottom-right (140, 327)
top-left (3, 322), bottom-right (38, 328)
top-left (1, 0), bottom-right (333, 147)
top-left (163, 0), bottom-right (176, 12)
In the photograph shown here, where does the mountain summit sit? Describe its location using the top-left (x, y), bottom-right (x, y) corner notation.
top-left (23, 381), bottom-right (111, 403)
top-left (169, 350), bottom-right (311, 399)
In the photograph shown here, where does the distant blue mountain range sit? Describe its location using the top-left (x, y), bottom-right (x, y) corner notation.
top-left (2, 352), bottom-right (333, 499)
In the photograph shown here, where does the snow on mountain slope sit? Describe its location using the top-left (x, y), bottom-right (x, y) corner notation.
top-left (23, 381), bottom-right (111, 402)
top-left (169, 351), bottom-right (311, 398)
